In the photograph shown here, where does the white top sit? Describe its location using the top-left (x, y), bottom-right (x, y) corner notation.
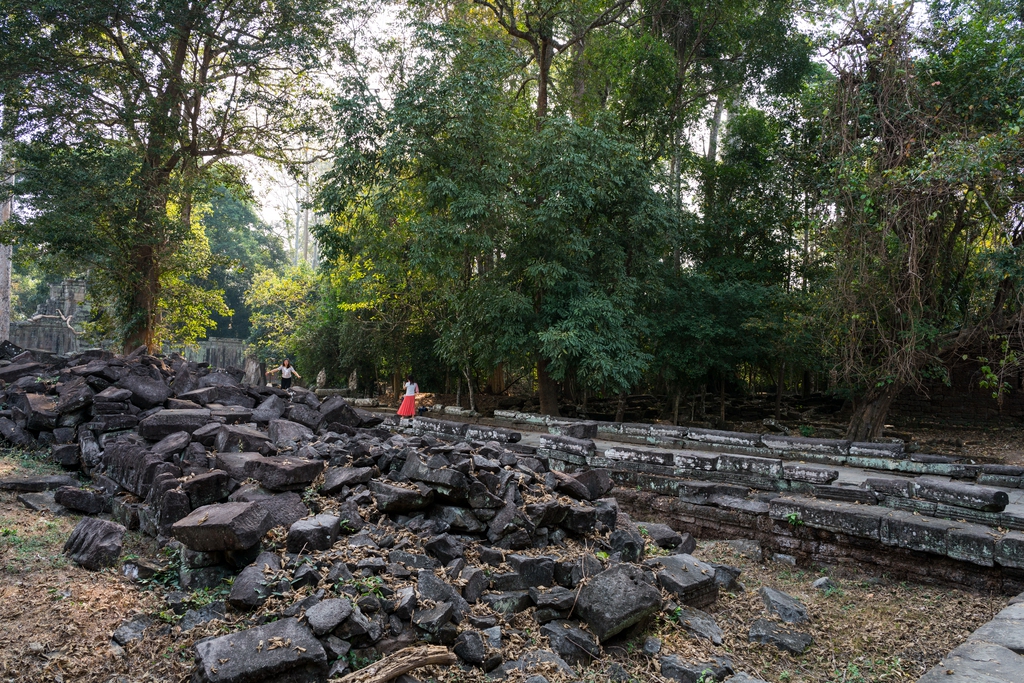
top-left (404, 381), bottom-right (418, 396)
top-left (280, 366), bottom-right (294, 378)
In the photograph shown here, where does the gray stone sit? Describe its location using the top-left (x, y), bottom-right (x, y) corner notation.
top-left (285, 403), bottom-right (323, 430)
top-left (370, 481), bottom-right (434, 513)
top-left (637, 522), bottom-right (683, 549)
top-left (179, 601), bottom-right (226, 631)
top-left (540, 620), bottom-right (601, 665)
top-left (572, 469), bottom-right (613, 500)
top-left (112, 614), bottom-right (152, 645)
top-left (481, 591), bottom-right (532, 614)
top-left (18, 490), bottom-right (67, 514)
top-left (117, 373), bottom-right (172, 409)
top-left (321, 466), bottom-right (374, 495)
top-left (496, 650), bottom-right (574, 679)
top-left (172, 502), bottom-right (270, 552)
top-left (228, 552), bottom-right (284, 610)
top-left (726, 674), bottom-right (771, 683)
top-left (811, 577), bottom-right (837, 592)
top-left (660, 654), bottom-right (734, 683)
top-left (192, 617), bottom-right (327, 683)
top-left (672, 605), bottom-right (723, 644)
top-left (151, 430), bottom-right (191, 457)
top-left (64, 517), bottom-right (125, 570)
top-left (245, 456), bottom-right (324, 492)
top-left (137, 409), bottom-right (211, 439)
top-left (749, 618), bottom-right (813, 654)
top-left (643, 636), bottom-right (662, 655)
top-left (655, 554), bottom-right (719, 609)
top-left (252, 394), bottom-right (288, 424)
top-left (215, 425), bottom-right (273, 455)
top-left (305, 597), bottom-right (353, 635)
top-left (228, 485), bottom-right (309, 530)
top-left (319, 396), bottom-right (363, 427)
top-left (180, 470), bottom-right (231, 509)
top-left (0, 474), bottom-right (79, 492)
top-left (576, 564), bottom-right (662, 641)
top-left (54, 486), bottom-right (107, 515)
top-left (418, 569), bottom-right (470, 619)
top-left (759, 586), bottom-right (809, 624)
top-left (412, 601), bottom-right (455, 634)
top-left (918, 640), bottom-right (1024, 683)
top-left (268, 419), bottom-right (314, 445)
top-left (914, 478), bottom-right (1009, 512)
top-left (610, 527), bottom-right (645, 563)
top-left (453, 630), bottom-right (486, 665)
top-left (287, 514), bottom-right (341, 553)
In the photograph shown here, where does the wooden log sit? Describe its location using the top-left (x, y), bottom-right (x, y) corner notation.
top-left (337, 645), bottom-right (456, 683)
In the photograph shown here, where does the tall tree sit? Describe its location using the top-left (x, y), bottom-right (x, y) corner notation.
top-left (0, 0), bottom-right (348, 350)
top-left (820, 0), bottom-right (1024, 439)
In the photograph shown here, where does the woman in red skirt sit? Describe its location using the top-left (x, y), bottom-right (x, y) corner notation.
top-left (397, 375), bottom-right (418, 417)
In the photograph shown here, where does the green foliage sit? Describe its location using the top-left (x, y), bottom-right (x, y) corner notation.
top-left (244, 264), bottom-right (317, 363)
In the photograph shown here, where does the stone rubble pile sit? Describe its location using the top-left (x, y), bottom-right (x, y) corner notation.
top-left (0, 345), bottom-right (801, 683)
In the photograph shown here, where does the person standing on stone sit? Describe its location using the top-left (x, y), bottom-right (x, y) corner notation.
top-left (397, 375), bottom-right (418, 417)
top-left (268, 358), bottom-right (301, 389)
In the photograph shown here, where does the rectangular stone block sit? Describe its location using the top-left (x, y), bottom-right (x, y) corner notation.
top-left (672, 450), bottom-right (719, 472)
top-left (997, 532), bottom-right (1024, 569)
top-left (769, 497), bottom-right (885, 540)
top-left (849, 441), bottom-right (905, 459)
top-left (411, 417), bottom-right (468, 438)
top-left (687, 428), bottom-right (763, 449)
top-left (716, 454), bottom-right (783, 479)
top-left (914, 478), bottom-right (1009, 512)
top-left (880, 510), bottom-right (949, 555)
top-left (946, 525), bottom-right (996, 567)
top-left (762, 434), bottom-right (851, 455)
top-left (863, 477), bottom-right (912, 498)
top-left (465, 425), bottom-right (521, 443)
top-left (783, 464), bottom-right (839, 484)
top-left (538, 434), bottom-right (595, 458)
top-left (603, 446), bottom-right (673, 467)
top-left (649, 424), bottom-right (689, 441)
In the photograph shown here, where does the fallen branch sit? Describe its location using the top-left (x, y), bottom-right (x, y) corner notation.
top-left (336, 645), bottom-right (456, 683)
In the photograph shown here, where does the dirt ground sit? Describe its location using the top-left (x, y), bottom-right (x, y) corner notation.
top-left (1, 443), bottom-right (1010, 683)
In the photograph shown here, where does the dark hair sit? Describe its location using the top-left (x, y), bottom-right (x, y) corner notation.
top-left (283, 359), bottom-right (291, 367)
top-left (406, 375), bottom-right (413, 382)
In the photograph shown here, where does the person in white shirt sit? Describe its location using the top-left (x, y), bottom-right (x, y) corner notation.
top-left (397, 375), bottom-right (418, 416)
top-left (268, 358), bottom-right (301, 389)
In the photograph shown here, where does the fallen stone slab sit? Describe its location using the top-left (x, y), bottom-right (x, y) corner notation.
top-left (251, 394), bottom-right (288, 423)
top-left (540, 620), bottom-right (601, 665)
top-left (576, 563), bottom-right (662, 641)
top-left (913, 479), bottom-right (1010, 513)
top-left (305, 597), bottom-right (353, 635)
top-left (244, 456), bottom-right (324, 492)
top-left (321, 466), bottom-right (374, 495)
top-left (227, 485), bottom-right (309, 530)
top-left (637, 522), bottom-right (683, 549)
top-left (112, 614), bottom-right (153, 645)
top-left (192, 617), bottom-right (327, 683)
top-left (660, 654), bottom-right (734, 682)
top-left (917, 640), bottom-right (1024, 683)
top-left (54, 486), bottom-right (108, 515)
top-left (268, 419), bottom-right (314, 445)
top-left (287, 514), bottom-right (342, 553)
top-left (654, 554), bottom-right (719, 609)
top-left (495, 650), bottom-right (574, 679)
top-left (215, 424), bottom-right (273, 455)
top-left (228, 552), bottom-right (286, 610)
top-left (749, 618), bottom-right (813, 654)
top-left (0, 361), bottom-right (47, 384)
top-left (118, 372), bottom-right (173, 409)
top-left (138, 409), bottom-right (212, 440)
top-left (215, 452), bottom-right (265, 481)
top-left (171, 502), bottom-right (270, 552)
top-left (760, 586), bottom-right (809, 624)
top-left (688, 428), bottom-right (763, 448)
top-left (180, 601), bottom-right (227, 632)
top-left (0, 416), bottom-right (36, 447)
top-left (18, 491), bottom-right (67, 514)
top-left (371, 480), bottom-right (435, 513)
top-left (671, 606), bottom-right (723, 645)
top-left (64, 517), bottom-right (125, 570)
top-left (0, 474), bottom-right (79, 492)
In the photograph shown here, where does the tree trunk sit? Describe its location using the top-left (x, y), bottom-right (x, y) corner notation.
top-left (802, 369), bottom-right (812, 399)
top-left (673, 390), bottom-right (681, 425)
top-left (536, 34), bottom-right (553, 123)
top-left (392, 371), bottom-right (402, 400)
top-left (615, 392), bottom-right (627, 422)
top-left (0, 150), bottom-right (10, 342)
top-left (719, 378), bottom-right (726, 422)
top-left (706, 97), bottom-right (726, 164)
top-left (845, 384), bottom-right (900, 441)
top-left (464, 366), bottom-right (475, 413)
top-left (775, 362), bottom-right (785, 419)
top-left (124, 244), bottom-right (160, 352)
top-left (537, 358), bottom-right (560, 417)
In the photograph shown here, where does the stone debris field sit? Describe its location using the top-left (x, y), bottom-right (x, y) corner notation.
top-left (0, 343), bottom-right (1022, 682)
